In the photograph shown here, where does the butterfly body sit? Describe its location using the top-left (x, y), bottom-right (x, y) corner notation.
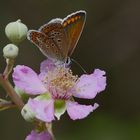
top-left (27, 10), bottom-right (86, 64)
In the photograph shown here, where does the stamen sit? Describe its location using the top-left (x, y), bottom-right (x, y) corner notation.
top-left (44, 66), bottom-right (78, 100)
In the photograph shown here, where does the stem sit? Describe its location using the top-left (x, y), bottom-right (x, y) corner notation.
top-left (46, 123), bottom-right (55, 140)
top-left (3, 59), bottom-right (14, 79)
top-left (34, 121), bottom-right (55, 140)
top-left (0, 99), bottom-right (16, 110)
top-left (0, 74), bottom-right (24, 109)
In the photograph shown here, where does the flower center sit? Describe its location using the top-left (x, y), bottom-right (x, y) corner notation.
top-left (45, 66), bottom-right (78, 100)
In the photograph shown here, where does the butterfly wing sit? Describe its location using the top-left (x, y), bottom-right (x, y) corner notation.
top-left (39, 19), bottom-right (69, 62)
top-left (27, 30), bottom-right (64, 61)
top-left (62, 10), bottom-right (86, 57)
top-left (39, 18), bottom-right (62, 34)
top-left (27, 11), bottom-right (86, 63)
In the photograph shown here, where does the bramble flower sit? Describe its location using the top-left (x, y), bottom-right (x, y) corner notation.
top-left (13, 59), bottom-right (106, 122)
top-left (25, 130), bottom-right (52, 140)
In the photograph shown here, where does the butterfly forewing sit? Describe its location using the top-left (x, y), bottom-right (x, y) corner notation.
top-left (39, 18), bottom-right (62, 34)
top-left (62, 10), bottom-right (86, 56)
top-left (27, 30), bottom-right (64, 61)
top-left (39, 19), bottom-right (69, 61)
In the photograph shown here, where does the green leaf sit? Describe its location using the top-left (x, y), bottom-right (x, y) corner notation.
top-left (54, 100), bottom-right (66, 120)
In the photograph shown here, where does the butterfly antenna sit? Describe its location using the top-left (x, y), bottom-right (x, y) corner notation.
top-left (71, 58), bottom-right (87, 73)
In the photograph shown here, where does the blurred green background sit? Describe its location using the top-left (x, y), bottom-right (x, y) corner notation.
top-left (0, 0), bottom-right (140, 140)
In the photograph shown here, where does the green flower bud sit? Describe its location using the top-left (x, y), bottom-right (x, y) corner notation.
top-left (5, 19), bottom-right (28, 44)
top-left (21, 104), bottom-right (36, 122)
top-left (3, 44), bottom-right (19, 59)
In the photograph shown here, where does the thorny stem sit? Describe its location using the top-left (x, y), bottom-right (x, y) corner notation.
top-left (0, 74), bottom-right (24, 109)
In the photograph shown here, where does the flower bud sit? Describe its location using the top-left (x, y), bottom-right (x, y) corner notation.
top-left (21, 104), bottom-right (36, 122)
top-left (3, 44), bottom-right (19, 59)
top-left (5, 19), bottom-right (28, 44)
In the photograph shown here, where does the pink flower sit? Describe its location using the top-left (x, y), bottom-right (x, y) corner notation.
top-left (25, 130), bottom-right (52, 140)
top-left (13, 59), bottom-right (106, 122)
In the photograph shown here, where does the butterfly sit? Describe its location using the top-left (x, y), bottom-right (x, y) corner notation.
top-left (27, 10), bottom-right (86, 65)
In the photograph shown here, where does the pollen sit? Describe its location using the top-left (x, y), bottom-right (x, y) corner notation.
top-left (45, 66), bottom-right (78, 99)
top-left (51, 67), bottom-right (77, 90)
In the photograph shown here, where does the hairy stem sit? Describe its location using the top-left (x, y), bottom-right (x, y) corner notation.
top-left (0, 74), bottom-right (24, 109)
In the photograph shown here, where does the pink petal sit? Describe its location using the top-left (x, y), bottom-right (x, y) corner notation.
top-left (66, 101), bottom-right (98, 120)
top-left (25, 130), bottom-right (53, 140)
top-left (74, 69), bottom-right (106, 99)
top-left (39, 59), bottom-right (56, 81)
top-left (27, 98), bottom-right (55, 122)
top-left (40, 59), bottom-right (56, 73)
top-left (92, 69), bottom-right (106, 93)
top-left (38, 72), bottom-right (47, 81)
top-left (13, 65), bottom-right (46, 95)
